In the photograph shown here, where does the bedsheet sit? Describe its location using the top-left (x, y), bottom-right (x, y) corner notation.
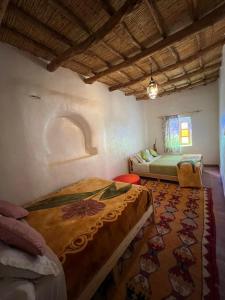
top-left (0, 246), bottom-right (67, 300)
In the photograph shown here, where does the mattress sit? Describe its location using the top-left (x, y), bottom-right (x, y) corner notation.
top-left (149, 154), bottom-right (183, 176)
top-left (25, 178), bottom-right (152, 299)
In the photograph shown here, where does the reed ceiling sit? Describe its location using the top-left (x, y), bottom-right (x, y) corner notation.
top-left (0, 0), bottom-right (225, 99)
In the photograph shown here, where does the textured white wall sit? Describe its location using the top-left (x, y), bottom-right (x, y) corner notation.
top-left (0, 43), bottom-right (147, 205)
top-left (143, 82), bottom-right (219, 165)
top-left (219, 46), bottom-right (225, 195)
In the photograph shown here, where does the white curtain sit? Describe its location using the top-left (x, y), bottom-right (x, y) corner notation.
top-left (163, 115), bottom-right (181, 153)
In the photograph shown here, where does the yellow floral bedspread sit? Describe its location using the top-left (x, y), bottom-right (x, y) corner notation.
top-left (27, 178), bottom-right (151, 262)
top-left (26, 178), bottom-right (152, 299)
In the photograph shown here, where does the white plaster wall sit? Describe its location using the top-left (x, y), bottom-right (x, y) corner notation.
top-left (219, 46), bottom-right (225, 195)
top-left (0, 43), bottom-right (146, 205)
top-left (143, 82), bottom-right (219, 165)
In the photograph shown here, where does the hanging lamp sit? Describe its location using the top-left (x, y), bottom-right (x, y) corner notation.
top-left (147, 60), bottom-right (158, 99)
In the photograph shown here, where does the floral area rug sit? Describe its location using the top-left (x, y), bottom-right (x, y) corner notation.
top-left (105, 180), bottom-right (219, 300)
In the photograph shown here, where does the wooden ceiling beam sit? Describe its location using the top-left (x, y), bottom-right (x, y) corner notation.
top-left (47, 0), bottom-right (140, 72)
top-left (97, 41), bottom-right (143, 78)
top-left (49, 0), bottom-right (130, 70)
top-left (195, 32), bottom-right (206, 82)
top-left (99, 0), bottom-right (146, 77)
top-left (0, 25), bottom-right (94, 76)
top-left (1, 25), bottom-right (97, 76)
top-left (120, 21), bottom-right (142, 49)
top-left (43, 0), bottom-right (146, 79)
top-left (159, 73), bottom-right (219, 97)
top-left (129, 61), bottom-right (220, 96)
top-left (136, 73), bottom-right (218, 100)
top-left (84, 2), bottom-right (225, 84)
top-left (100, 0), bottom-right (143, 50)
top-left (49, 0), bottom-right (145, 80)
top-left (108, 39), bottom-right (224, 91)
top-left (169, 46), bottom-right (191, 83)
top-left (144, 0), bottom-right (168, 89)
top-left (8, 4), bottom-right (74, 47)
top-left (0, 0), bottom-right (9, 26)
top-left (0, 25), bottom-right (56, 58)
top-left (7, 4), bottom-right (114, 75)
top-left (144, 0), bottom-right (167, 37)
top-left (20, 0), bottom-right (136, 80)
top-left (188, 0), bottom-right (204, 74)
top-left (195, 33), bottom-right (204, 67)
top-left (169, 46), bottom-right (179, 62)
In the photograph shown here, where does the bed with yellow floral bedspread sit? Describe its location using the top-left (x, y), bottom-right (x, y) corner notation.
top-left (25, 177), bottom-right (153, 300)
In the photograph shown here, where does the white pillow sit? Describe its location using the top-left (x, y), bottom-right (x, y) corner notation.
top-left (135, 153), bottom-right (145, 163)
top-left (0, 241), bottom-right (60, 278)
top-left (146, 153), bottom-right (154, 162)
top-left (130, 156), bottom-right (139, 164)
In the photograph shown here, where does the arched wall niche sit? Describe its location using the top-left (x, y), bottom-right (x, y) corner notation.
top-left (45, 112), bottom-right (97, 166)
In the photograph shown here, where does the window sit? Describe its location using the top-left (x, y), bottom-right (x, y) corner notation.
top-left (179, 116), bottom-right (192, 146)
top-left (163, 115), bottom-right (192, 153)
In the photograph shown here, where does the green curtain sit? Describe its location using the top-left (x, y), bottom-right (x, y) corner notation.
top-left (163, 115), bottom-right (181, 153)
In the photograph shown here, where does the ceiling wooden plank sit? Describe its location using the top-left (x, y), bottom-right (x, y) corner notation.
top-left (7, 3), bottom-right (116, 75)
top-left (144, 0), bottom-right (167, 37)
top-left (169, 46), bottom-right (191, 83)
top-left (1, 25), bottom-right (97, 76)
top-left (47, 0), bottom-right (140, 72)
top-left (108, 39), bottom-right (224, 91)
top-left (84, 2), bottom-right (225, 84)
top-left (161, 74), bottom-right (219, 96)
top-left (49, 0), bottom-right (136, 70)
top-left (100, 0), bottom-right (143, 50)
top-left (186, 0), bottom-right (199, 21)
top-left (0, 24), bottom-right (56, 58)
top-left (99, 0), bottom-right (115, 16)
top-left (0, 0), bottom-right (9, 26)
top-left (136, 74), bottom-right (218, 100)
top-left (120, 21), bottom-right (142, 49)
top-left (48, 0), bottom-right (91, 34)
top-left (129, 61), bottom-right (220, 96)
top-left (8, 4), bottom-right (74, 47)
top-left (144, 0), bottom-right (169, 89)
top-left (11, 1), bottom-right (137, 79)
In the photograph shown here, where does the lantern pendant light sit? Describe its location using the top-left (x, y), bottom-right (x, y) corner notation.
top-left (147, 60), bottom-right (158, 99)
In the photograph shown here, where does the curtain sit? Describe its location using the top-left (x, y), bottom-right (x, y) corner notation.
top-left (163, 115), bottom-right (181, 153)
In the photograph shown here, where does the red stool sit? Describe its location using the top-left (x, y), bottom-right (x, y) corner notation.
top-left (113, 173), bottom-right (141, 185)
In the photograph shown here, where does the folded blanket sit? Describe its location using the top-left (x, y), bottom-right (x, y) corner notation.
top-left (177, 154), bottom-right (203, 188)
top-left (177, 154), bottom-right (202, 174)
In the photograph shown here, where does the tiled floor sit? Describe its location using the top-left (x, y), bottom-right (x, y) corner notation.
top-left (202, 167), bottom-right (225, 299)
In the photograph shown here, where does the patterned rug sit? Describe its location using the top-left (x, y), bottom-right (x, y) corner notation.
top-left (105, 180), bottom-right (219, 300)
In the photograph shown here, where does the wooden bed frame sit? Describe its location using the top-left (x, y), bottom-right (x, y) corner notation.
top-left (78, 204), bottom-right (154, 300)
top-left (128, 158), bottom-right (178, 182)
